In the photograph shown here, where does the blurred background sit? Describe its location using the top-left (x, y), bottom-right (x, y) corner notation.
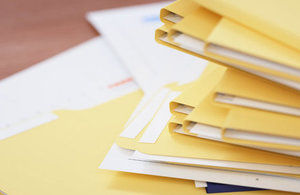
top-left (0, 0), bottom-right (164, 80)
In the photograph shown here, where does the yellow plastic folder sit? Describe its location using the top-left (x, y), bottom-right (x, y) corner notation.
top-left (184, 91), bottom-right (300, 152)
top-left (194, 0), bottom-right (300, 52)
top-left (168, 7), bottom-right (300, 83)
top-left (213, 68), bottom-right (300, 116)
top-left (157, 3), bottom-right (300, 90)
top-left (0, 91), bottom-right (212, 195)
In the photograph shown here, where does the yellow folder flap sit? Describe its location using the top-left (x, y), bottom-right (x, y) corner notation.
top-left (160, 0), bottom-right (198, 26)
top-left (136, 118), bottom-right (300, 167)
top-left (206, 18), bottom-right (300, 72)
top-left (195, 0), bottom-right (300, 52)
top-left (184, 95), bottom-right (229, 129)
top-left (115, 126), bottom-right (147, 150)
top-left (204, 18), bottom-right (300, 82)
top-left (223, 107), bottom-right (300, 151)
top-left (215, 68), bottom-right (300, 109)
top-left (225, 107), bottom-right (300, 139)
top-left (170, 62), bottom-right (226, 115)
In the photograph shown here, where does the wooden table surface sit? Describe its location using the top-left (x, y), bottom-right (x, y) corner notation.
top-left (0, 0), bottom-right (163, 80)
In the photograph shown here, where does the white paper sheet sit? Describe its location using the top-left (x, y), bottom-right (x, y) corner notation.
top-left (87, 2), bottom-right (207, 93)
top-left (0, 37), bottom-right (139, 140)
top-left (100, 144), bottom-right (300, 193)
top-left (132, 150), bottom-right (300, 175)
top-left (194, 181), bottom-right (207, 188)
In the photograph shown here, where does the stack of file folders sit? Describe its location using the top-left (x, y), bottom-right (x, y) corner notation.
top-left (100, 0), bottom-right (300, 194)
top-left (2, 1), bottom-right (300, 194)
top-left (140, 0), bottom-right (300, 193)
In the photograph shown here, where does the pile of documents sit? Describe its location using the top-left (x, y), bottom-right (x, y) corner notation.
top-left (100, 0), bottom-right (300, 194)
top-left (1, 1), bottom-right (300, 195)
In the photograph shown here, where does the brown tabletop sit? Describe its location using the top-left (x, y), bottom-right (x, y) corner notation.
top-left (0, 0), bottom-right (164, 80)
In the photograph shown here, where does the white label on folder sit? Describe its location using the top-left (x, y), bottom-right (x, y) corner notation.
top-left (139, 91), bottom-right (181, 143)
top-left (120, 88), bottom-right (170, 138)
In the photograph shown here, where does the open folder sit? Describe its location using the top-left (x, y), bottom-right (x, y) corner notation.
top-left (157, 4), bottom-right (300, 90)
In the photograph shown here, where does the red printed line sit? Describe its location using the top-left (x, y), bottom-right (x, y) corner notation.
top-left (108, 77), bottom-right (133, 88)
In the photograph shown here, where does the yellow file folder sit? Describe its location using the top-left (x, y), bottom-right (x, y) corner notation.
top-left (204, 18), bottom-right (300, 82)
top-left (184, 92), bottom-right (300, 152)
top-left (167, 115), bottom-right (300, 177)
top-left (136, 117), bottom-right (300, 176)
top-left (158, 4), bottom-right (300, 90)
top-left (169, 62), bottom-right (300, 119)
top-left (168, 8), bottom-right (300, 83)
